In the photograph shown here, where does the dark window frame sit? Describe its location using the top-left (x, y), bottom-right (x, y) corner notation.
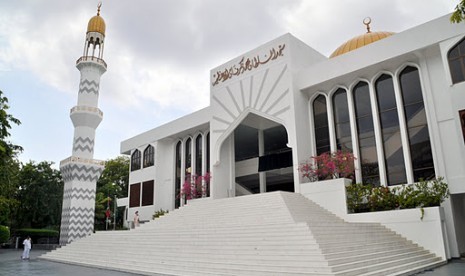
top-left (129, 183), bottom-right (141, 208)
top-left (141, 180), bottom-right (154, 206)
top-left (143, 145), bottom-right (155, 168)
top-left (130, 150), bottom-right (141, 171)
top-left (448, 37), bottom-right (465, 84)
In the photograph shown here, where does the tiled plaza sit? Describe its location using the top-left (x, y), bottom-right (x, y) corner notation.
top-left (1, 249), bottom-right (464, 276)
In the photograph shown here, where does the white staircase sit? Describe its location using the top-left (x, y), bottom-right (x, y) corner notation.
top-left (40, 191), bottom-right (445, 275)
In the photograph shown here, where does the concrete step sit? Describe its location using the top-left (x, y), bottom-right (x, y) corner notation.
top-left (41, 191), bottom-right (442, 276)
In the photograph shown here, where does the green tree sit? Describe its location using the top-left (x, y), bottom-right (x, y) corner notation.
top-left (0, 90), bottom-right (22, 227)
top-left (15, 161), bottom-right (63, 229)
top-left (451, 0), bottom-right (465, 23)
top-left (94, 156), bottom-right (129, 230)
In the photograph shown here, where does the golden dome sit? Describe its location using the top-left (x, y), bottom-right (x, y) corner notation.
top-left (330, 18), bottom-right (394, 58)
top-left (87, 3), bottom-right (106, 35)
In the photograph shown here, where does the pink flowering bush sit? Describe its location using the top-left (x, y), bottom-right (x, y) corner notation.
top-left (181, 173), bottom-right (211, 200)
top-left (299, 150), bottom-right (355, 182)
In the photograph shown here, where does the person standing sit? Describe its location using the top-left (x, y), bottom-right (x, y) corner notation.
top-left (133, 211), bottom-right (140, 228)
top-left (21, 236), bottom-right (31, 260)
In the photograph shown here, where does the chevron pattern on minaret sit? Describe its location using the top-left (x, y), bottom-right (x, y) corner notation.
top-left (73, 137), bottom-right (95, 153)
top-left (59, 206), bottom-right (95, 245)
top-left (61, 163), bottom-right (104, 182)
top-left (63, 187), bottom-right (96, 201)
top-left (79, 79), bottom-right (99, 95)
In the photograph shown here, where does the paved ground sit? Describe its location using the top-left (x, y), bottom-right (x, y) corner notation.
top-left (1, 248), bottom-right (465, 275)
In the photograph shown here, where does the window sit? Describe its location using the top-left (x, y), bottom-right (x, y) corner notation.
top-left (185, 138), bottom-right (192, 174)
top-left (448, 37), bottom-right (465, 84)
top-left (129, 183), bottom-right (140, 207)
top-left (375, 74), bottom-right (407, 185)
top-left (332, 88), bottom-right (352, 152)
top-left (130, 149), bottom-right (141, 171)
top-left (175, 141), bottom-right (182, 209)
top-left (313, 95), bottom-right (330, 155)
top-left (234, 125), bottom-right (259, 161)
top-left (206, 133), bottom-right (210, 173)
top-left (460, 110), bottom-right (465, 144)
top-left (353, 82), bottom-right (379, 185)
top-left (143, 145), bottom-right (154, 168)
top-left (195, 135), bottom-right (202, 176)
top-left (142, 180), bottom-right (154, 206)
top-left (399, 66), bottom-right (435, 181)
top-left (264, 125), bottom-right (289, 154)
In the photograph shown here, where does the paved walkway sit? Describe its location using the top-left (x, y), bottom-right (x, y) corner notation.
top-left (1, 249), bottom-right (464, 275)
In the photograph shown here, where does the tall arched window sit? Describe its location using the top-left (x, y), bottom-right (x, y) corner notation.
top-left (206, 133), bottom-right (210, 173)
top-left (332, 88), bottom-right (352, 152)
top-left (175, 141), bottom-right (182, 208)
top-left (143, 145), bottom-right (154, 168)
top-left (448, 37), bottom-right (465, 84)
top-left (185, 138), bottom-right (192, 175)
top-left (313, 95), bottom-right (330, 155)
top-left (130, 149), bottom-right (141, 171)
top-left (353, 82), bottom-right (379, 185)
top-left (195, 135), bottom-right (203, 176)
top-left (399, 66), bottom-right (435, 181)
top-left (375, 74), bottom-right (406, 185)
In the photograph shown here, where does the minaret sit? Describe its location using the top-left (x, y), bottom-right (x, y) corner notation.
top-left (59, 3), bottom-right (107, 245)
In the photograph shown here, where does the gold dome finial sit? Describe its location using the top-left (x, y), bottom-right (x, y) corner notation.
top-left (87, 2), bottom-right (106, 35)
top-left (329, 17), bottom-right (395, 58)
top-left (363, 17), bottom-right (372, 33)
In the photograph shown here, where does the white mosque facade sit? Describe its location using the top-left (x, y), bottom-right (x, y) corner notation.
top-left (120, 14), bottom-right (465, 259)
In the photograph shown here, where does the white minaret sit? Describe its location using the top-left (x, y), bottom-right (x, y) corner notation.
top-left (59, 3), bottom-right (107, 245)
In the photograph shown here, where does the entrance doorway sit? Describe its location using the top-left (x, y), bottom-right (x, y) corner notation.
top-left (234, 114), bottom-right (294, 195)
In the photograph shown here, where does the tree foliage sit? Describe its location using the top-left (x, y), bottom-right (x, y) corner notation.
top-left (451, 0), bottom-right (465, 23)
top-left (0, 90), bottom-right (22, 227)
top-left (15, 161), bottom-right (63, 229)
top-left (94, 156), bottom-right (129, 230)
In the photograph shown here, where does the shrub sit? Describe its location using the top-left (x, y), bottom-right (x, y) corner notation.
top-left (346, 177), bottom-right (449, 213)
top-left (152, 209), bottom-right (169, 220)
top-left (299, 150), bottom-right (355, 181)
top-left (346, 183), bottom-right (371, 213)
top-left (0, 225), bottom-right (10, 244)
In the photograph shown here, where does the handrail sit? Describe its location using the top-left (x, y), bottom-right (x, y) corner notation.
top-left (76, 56), bottom-right (107, 68)
top-left (70, 106), bottom-right (103, 117)
top-left (60, 156), bottom-right (106, 167)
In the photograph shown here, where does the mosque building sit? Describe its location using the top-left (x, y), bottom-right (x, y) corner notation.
top-left (120, 13), bottom-right (465, 259)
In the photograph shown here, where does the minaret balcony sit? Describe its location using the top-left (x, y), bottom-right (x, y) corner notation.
top-left (60, 156), bottom-right (105, 167)
top-left (76, 56), bottom-right (107, 69)
top-left (70, 106), bottom-right (103, 128)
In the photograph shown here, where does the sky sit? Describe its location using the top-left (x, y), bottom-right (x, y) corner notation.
top-left (0, 0), bottom-right (458, 168)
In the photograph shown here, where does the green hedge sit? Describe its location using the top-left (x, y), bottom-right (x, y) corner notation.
top-left (346, 177), bottom-right (449, 213)
top-left (14, 228), bottom-right (59, 238)
top-left (0, 225), bottom-right (10, 243)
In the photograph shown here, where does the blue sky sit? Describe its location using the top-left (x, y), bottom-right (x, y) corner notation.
top-left (0, 0), bottom-right (457, 167)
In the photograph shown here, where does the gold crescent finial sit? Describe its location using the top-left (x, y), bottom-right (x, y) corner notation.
top-left (97, 2), bottom-right (102, 16)
top-left (363, 17), bottom-right (372, 33)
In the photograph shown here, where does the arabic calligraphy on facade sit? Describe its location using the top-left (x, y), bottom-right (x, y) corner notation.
top-left (212, 44), bottom-right (286, 86)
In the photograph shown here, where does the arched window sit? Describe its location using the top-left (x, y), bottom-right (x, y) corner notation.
top-left (353, 82), bottom-right (379, 185)
top-left (206, 133), bottom-right (210, 173)
top-left (175, 141), bottom-right (182, 209)
top-left (375, 74), bottom-right (406, 185)
top-left (185, 138), bottom-right (192, 175)
top-left (195, 135), bottom-right (203, 176)
top-left (448, 37), bottom-right (465, 84)
top-left (312, 95), bottom-right (330, 155)
top-left (130, 149), bottom-right (141, 171)
top-left (332, 88), bottom-right (352, 152)
top-left (143, 145), bottom-right (154, 168)
top-left (399, 66), bottom-right (435, 181)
